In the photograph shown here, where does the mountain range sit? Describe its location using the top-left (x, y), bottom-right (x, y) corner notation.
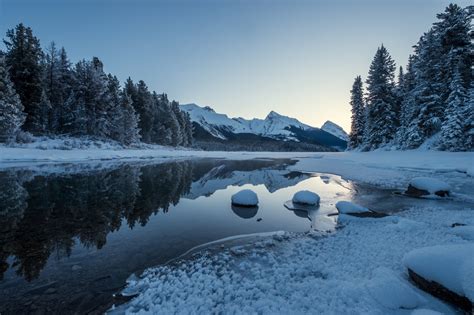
top-left (180, 103), bottom-right (348, 151)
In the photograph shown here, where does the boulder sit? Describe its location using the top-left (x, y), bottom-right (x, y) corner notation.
top-left (231, 189), bottom-right (259, 207)
top-left (292, 190), bottom-right (320, 206)
top-left (405, 177), bottom-right (450, 197)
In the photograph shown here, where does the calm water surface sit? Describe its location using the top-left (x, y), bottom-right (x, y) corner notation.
top-left (0, 158), bottom-right (407, 314)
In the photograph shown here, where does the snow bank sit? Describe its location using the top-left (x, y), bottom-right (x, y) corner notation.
top-left (366, 267), bottom-right (425, 309)
top-left (403, 244), bottom-right (474, 302)
top-left (450, 225), bottom-right (474, 240)
top-left (291, 190), bottom-right (320, 206)
top-left (115, 206), bottom-right (472, 314)
top-left (408, 177), bottom-right (450, 196)
top-left (335, 201), bottom-right (369, 214)
top-left (231, 189), bottom-right (259, 206)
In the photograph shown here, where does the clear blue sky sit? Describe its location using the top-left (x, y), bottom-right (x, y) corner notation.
top-left (0, 0), bottom-right (470, 131)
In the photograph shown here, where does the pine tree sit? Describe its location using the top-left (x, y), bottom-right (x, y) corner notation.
top-left (131, 80), bottom-right (154, 143)
top-left (120, 91), bottom-right (141, 146)
top-left (43, 43), bottom-right (73, 133)
top-left (397, 55), bottom-right (417, 148)
top-left (439, 62), bottom-right (466, 151)
top-left (363, 45), bottom-right (398, 150)
top-left (348, 75), bottom-right (365, 149)
top-left (0, 56), bottom-right (26, 142)
top-left (3, 24), bottom-right (44, 133)
top-left (464, 85), bottom-right (474, 151)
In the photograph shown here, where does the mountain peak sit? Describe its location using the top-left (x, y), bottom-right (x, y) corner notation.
top-left (265, 110), bottom-right (281, 119)
top-left (321, 120), bottom-right (348, 141)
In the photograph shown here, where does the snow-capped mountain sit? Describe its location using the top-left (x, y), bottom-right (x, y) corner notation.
top-left (321, 121), bottom-right (349, 141)
top-left (180, 103), bottom-right (347, 150)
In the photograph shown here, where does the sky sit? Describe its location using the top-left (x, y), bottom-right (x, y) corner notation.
top-left (0, 0), bottom-right (471, 132)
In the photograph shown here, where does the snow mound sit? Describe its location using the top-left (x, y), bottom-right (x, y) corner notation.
top-left (335, 201), bottom-right (369, 214)
top-left (231, 189), bottom-right (259, 206)
top-left (403, 243), bottom-right (474, 302)
top-left (367, 267), bottom-right (425, 309)
top-left (408, 177), bottom-right (450, 195)
top-left (291, 190), bottom-right (320, 206)
top-left (450, 225), bottom-right (474, 240)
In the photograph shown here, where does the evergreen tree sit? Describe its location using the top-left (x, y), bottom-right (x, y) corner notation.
top-left (363, 45), bottom-right (397, 150)
top-left (464, 85), bottom-right (474, 151)
top-left (439, 64), bottom-right (466, 151)
top-left (3, 23), bottom-right (44, 133)
top-left (131, 80), bottom-right (154, 143)
top-left (397, 55), bottom-right (417, 148)
top-left (0, 56), bottom-right (26, 142)
top-left (348, 75), bottom-right (365, 149)
top-left (120, 91), bottom-right (141, 146)
top-left (43, 43), bottom-right (73, 133)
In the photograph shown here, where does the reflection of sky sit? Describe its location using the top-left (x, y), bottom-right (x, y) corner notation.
top-left (1, 0), bottom-right (469, 132)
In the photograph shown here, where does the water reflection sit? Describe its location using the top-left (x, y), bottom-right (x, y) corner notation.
top-left (0, 158), bottom-right (351, 314)
top-left (0, 159), bottom-right (301, 282)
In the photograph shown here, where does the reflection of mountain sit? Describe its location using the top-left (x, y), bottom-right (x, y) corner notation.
top-left (186, 166), bottom-right (311, 199)
top-left (0, 158), bottom-right (307, 282)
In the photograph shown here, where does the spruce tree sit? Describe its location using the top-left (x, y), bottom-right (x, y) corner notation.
top-left (0, 56), bottom-right (26, 142)
top-left (348, 75), bottom-right (365, 149)
top-left (3, 24), bottom-right (44, 133)
top-left (439, 63), bottom-right (466, 151)
top-left (363, 45), bottom-right (397, 149)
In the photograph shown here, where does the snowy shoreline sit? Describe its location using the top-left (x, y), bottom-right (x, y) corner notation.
top-left (98, 150), bottom-right (473, 314)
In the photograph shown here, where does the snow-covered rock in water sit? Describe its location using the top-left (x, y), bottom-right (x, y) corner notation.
top-left (367, 267), bottom-right (425, 310)
top-left (335, 201), bottom-right (388, 219)
top-left (336, 201), bottom-right (369, 214)
top-left (403, 244), bottom-right (474, 311)
top-left (292, 190), bottom-right (320, 206)
top-left (405, 177), bottom-right (450, 197)
top-left (231, 189), bottom-right (259, 207)
top-left (321, 120), bottom-right (349, 141)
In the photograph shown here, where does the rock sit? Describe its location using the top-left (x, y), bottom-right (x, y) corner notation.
top-left (405, 177), bottom-right (450, 197)
top-left (335, 201), bottom-right (388, 218)
top-left (231, 189), bottom-right (259, 207)
top-left (408, 268), bottom-right (472, 312)
top-left (404, 244), bottom-right (474, 312)
top-left (292, 190), bottom-right (320, 206)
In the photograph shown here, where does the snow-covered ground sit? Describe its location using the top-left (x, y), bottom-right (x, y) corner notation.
top-left (1, 143), bottom-right (473, 314)
top-left (100, 149), bottom-right (474, 314)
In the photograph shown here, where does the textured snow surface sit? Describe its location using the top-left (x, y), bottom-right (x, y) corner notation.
top-left (410, 177), bottom-right (450, 194)
top-left (115, 206), bottom-right (473, 314)
top-left (231, 189), bottom-right (259, 206)
top-left (450, 225), bottom-right (474, 240)
top-left (291, 190), bottom-right (320, 205)
top-left (335, 201), bottom-right (370, 214)
top-left (403, 243), bottom-right (474, 302)
top-left (321, 120), bottom-right (349, 141)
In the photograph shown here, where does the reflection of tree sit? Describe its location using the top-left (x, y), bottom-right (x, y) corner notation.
top-left (0, 161), bottom-right (194, 281)
top-left (0, 171), bottom-right (29, 280)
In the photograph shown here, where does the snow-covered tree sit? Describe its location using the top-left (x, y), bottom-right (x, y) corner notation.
top-left (438, 58), bottom-right (468, 151)
top-left (348, 76), bottom-right (365, 149)
top-left (0, 56), bottom-right (25, 142)
top-left (43, 43), bottom-right (73, 133)
top-left (3, 24), bottom-right (44, 133)
top-left (363, 45), bottom-right (398, 150)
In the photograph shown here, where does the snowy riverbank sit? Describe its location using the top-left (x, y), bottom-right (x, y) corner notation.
top-left (94, 150), bottom-right (473, 314)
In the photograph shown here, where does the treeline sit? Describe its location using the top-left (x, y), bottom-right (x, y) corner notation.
top-left (0, 24), bottom-right (193, 146)
top-left (349, 4), bottom-right (473, 152)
